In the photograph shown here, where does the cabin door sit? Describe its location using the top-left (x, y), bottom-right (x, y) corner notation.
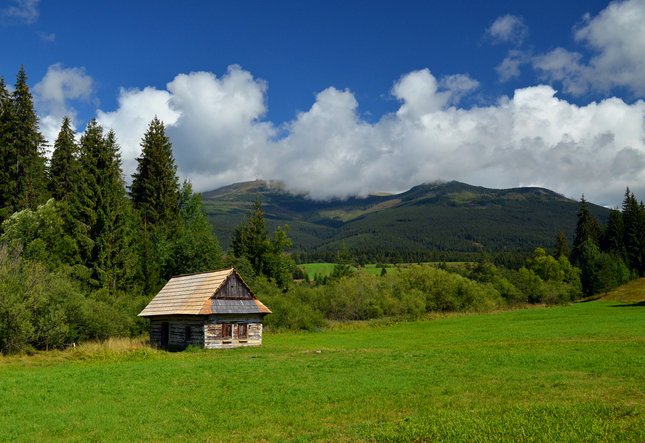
top-left (161, 322), bottom-right (169, 347)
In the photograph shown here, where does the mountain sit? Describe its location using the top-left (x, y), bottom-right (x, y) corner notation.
top-left (201, 180), bottom-right (610, 252)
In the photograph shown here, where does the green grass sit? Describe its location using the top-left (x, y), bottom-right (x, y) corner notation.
top-left (301, 262), bottom-right (468, 279)
top-left (599, 277), bottom-right (645, 304)
top-left (300, 262), bottom-right (361, 279)
top-left (1, 301), bottom-right (644, 442)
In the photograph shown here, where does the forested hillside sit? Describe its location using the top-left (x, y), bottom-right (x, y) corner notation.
top-left (202, 179), bottom-right (610, 252)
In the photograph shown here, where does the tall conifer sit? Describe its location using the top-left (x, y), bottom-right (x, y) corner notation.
top-left (600, 209), bottom-right (625, 258)
top-left (129, 117), bottom-right (179, 228)
top-left (48, 116), bottom-right (80, 201)
top-left (0, 76), bottom-right (10, 222)
top-left (554, 231), bottom-right (570, 260)
top-left (1, 67), bottom-right (48, 217)
top-left (75, 121), bottom-right (139, 291)
top-left (571, 196), bottom-right (598, 265)
top-left (622, 188), bottom-right (645, 275)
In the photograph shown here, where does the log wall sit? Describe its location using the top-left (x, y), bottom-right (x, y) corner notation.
top-left (204, 314), bottom-right (263, 349)
top-left (149, 314), bottom-right (264, 349)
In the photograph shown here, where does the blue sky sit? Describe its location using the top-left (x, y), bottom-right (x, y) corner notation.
top-left (2, 0), bottom-right (644, 206)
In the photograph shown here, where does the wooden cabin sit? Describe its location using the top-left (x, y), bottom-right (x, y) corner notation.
top-left (138, 268), bottom-right (271, 349)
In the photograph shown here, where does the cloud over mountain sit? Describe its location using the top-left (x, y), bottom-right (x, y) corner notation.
top-left (32, 0), bottom-right (645, 207)
top-left (84, 64), bottom-right (645, 207)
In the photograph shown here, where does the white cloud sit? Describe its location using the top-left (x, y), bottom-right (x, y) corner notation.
top-left (97, 86), bottom-right (180, 179)
top-left (486, 14), bottom-right (529, 46)
top-left (34, 63), bottom-right (94, 148)
top-left (496, 50), bottom-right (529, 82)
top-left (88, 65), bottom-right (645, 207)
top-left (2, 0), bottom-right (39, 25)
top-left (532, 0), bottom-right (645, 97)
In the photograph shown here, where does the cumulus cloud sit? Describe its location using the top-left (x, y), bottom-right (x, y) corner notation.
top-left (533, 0), bottom-right (645, 97)
top-left (485, 14), bottom-right (529, 46)
top-left (97, 86), bottom-right (180, 177)
top-left (34, 63), bottom-right (94, 147)
top-left (89, 65), bottom-right (645, 206)
top-left (2, 0), bottom-right (39, 25)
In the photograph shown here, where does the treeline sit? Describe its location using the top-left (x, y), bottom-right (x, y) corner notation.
top-left (259, 248), bottom-right (583, 331)
top-left (563, 192), bottom-right (645, 296)
top-left (293, 249), bottom-right (534, 271)
top-left (0, 67), bottom-right (227, 353)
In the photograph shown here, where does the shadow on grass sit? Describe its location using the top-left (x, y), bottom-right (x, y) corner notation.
top-left (610, 301), bottom-right (645, 307)
top-left (577, 295), bottom-right (603, 303)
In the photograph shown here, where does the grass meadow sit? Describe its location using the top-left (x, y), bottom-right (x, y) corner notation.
top-left (300, 262), bottom-right (469, 280)
top-left (1, 300), bottom-right (644, 442)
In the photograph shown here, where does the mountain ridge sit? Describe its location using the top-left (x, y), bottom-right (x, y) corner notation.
top-left (201, 180), bottom-right (610, 252)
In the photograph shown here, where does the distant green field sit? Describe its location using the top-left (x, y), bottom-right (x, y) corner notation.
top-left (300, 262), bottom-right (467, 279)
top-left (1, 301), bottom-right (644, 442)
top-left (300, 262), bottom-right (338, 279)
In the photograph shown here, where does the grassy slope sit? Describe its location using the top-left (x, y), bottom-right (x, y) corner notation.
top-left (1, 301), bottom-right (644, 442)
top-left (598, 277), bottom-right (645, 304)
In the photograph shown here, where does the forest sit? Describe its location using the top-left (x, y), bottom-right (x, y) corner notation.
top-left (1, 66), bottom-right (644, 354)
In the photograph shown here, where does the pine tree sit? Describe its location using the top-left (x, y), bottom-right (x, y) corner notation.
top-left (232, 198), bottom-right (293, 289)
top-left (0, 76), bottom-right (10, 222)
top-left (74, 121), bottom-right (139, 291)
top-left (129, 117), bottom-right (179, 228)
top-left (554, 231), bottom-right (570, 260)
top-left (622, 188), bottom-right (645, 276)
top-left (232, 199), bottom-right (270, 276)
top-left (48, 116), bottom-right (80, 201)
top-left (571, 196), bottom-right (598, 265)
top-left (0, 67), bottom-right (48, 218)
top-left (600, 209), bottom-right (625, 258)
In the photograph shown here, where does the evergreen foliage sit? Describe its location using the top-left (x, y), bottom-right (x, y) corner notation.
top-left (554, 231), bottom-right (570, 259)
top-left (0, 67), bottom-right (48, 222)
top-left (74, 121), bottom-right (139, 291)
top-left (48, 116), bottom-right (80, 202)
top-left (129, 117), bottom-right (179, 228)
top-left (600, 209), bottom-right (625, 259)
top-left (622, 189), bottom-right (645, 276)
top-left (161, 181), bottom-right (222, 279)
top-left (232, 199), bottom-right (294, 289)
top-left (571, 196), bottom-right (598, 265)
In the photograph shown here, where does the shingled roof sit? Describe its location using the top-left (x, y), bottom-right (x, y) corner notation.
top-left (138, 268), bottom-right (271, 317)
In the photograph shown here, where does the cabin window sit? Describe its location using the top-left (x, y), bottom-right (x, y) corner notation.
top-left (185, 326), bottom-right (191, 343)
top-left (222, 324), bottom-right (232, 339)
top-left (238, 324), bottom-right (248, 339)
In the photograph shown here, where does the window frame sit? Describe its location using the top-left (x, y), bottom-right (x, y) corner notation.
top-left (237, 323), bottom-right (248, 339)
top-left (221, 324), bottom-right (232, 339)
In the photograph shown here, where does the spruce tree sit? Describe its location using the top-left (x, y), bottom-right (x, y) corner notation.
top-left (571, 196), bottom-right (598, 265)
top-left (232, 199), bottom-right (293, 289)
top-left (48, 116), bottom-right (80, 201)
top-left (74, 121), bottom-right (139, 291)
top-left (554, 231), bottom-right (570, 260)
top-left (622, 188), bottom-right (645, 276)
top-left (129, 117), bottom-right (179, 228)
top-left (600, 209), bottom-right (625, 258)
top-left (0, 67), bottom-right (48, 218)
top-left (0, 76), bottom-right (10, 222)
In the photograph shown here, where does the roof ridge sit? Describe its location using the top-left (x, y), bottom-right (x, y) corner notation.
top-left (171, 267), bottom-right (234, 279)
